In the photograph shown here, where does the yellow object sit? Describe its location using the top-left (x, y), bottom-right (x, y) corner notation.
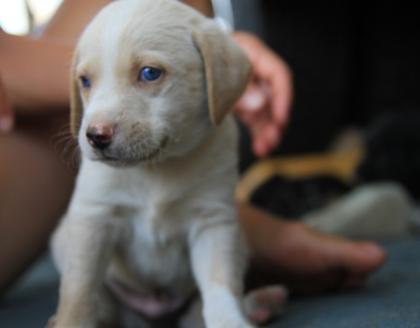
top-left (236, 147), bottom-right (364, 202)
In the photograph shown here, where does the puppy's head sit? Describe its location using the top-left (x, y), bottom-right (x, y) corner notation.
top-left (71, 0), bottom-right (251, 166)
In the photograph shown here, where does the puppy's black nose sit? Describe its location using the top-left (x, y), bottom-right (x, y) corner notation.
top-left (86, 124), bottom-right (114, 150)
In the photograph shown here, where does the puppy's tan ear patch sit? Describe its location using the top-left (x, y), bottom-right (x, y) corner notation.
top-left (193, 23), bottom-right (251, 125)
top-left (70, 55), bottom-right (83, 139)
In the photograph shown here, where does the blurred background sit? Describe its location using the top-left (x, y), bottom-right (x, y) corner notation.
top-left (0, 0), bottom-right (62, 35)
top-left (0, 1), bottom-right (420, 327)
top-left (2, 0), bottom-right (419, 234)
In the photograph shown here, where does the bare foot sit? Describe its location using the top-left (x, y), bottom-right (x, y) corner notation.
top-left (239, 204), bottom-right (386, 294)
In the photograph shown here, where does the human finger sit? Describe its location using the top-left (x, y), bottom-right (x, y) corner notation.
top-left (255, 52), bottom-right (293, 128)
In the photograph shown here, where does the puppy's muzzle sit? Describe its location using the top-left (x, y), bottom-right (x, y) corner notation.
top-left (86, 124), bottom-right (114, 150)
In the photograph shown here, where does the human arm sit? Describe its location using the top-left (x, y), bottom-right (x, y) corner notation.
top-left (41, 0), bottom-right (112, 39)
top-left (0, 31), bottom-right (73, 114)
top-left (0, 0), bottom-right (112, 120)
top-left (183, 0), bottom-right (213, 17)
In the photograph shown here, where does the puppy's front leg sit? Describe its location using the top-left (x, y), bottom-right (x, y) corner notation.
top-left (52, 207), bottom-right (119, 328)
top-left (189, 217), bottom-right (255, 328)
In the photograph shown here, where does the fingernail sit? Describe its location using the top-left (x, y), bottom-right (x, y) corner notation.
top-left (267, 125), bottom-right (278, 141)
top-left (0, 116), bottom-right (13, 133)
top-left (243, 90), bottom-right (265, 111)
top-left (254, 141), bottom-right (268, 158)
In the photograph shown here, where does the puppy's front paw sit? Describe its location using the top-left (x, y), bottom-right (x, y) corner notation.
top-left (51, 318), bottom-right (96, 328)
top-left (203, 288), bottom-right (256, 328)
top-left (244, 285), bottom-right (288, 325)
top-left (45, 316), bottom-right (56, 328)
top-left (205, 318), bottom-right (255, 328)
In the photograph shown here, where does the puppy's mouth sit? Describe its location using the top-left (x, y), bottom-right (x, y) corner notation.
top-left (95, 136), bottom-right (169, 166)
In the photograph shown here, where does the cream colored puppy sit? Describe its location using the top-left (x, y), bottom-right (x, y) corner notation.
top-left (51, 0), bottom-right (284, 327)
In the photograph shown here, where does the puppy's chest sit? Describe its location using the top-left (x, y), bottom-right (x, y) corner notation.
top-left (127, 191), bottom-right (189, 245)
top-left (114, 188), bottom-right (193, 279)
top-left (108, 193), bottom-right (196, 317)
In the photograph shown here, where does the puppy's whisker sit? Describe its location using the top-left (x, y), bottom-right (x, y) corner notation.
top-left (50, 125), bottom-right (80, 167)
top-left (70, 147), bottom-right (81, 169)
top-left (50, 124), bottom-right (72, 144)
top-left (53, 134), bottom-right (75, 151)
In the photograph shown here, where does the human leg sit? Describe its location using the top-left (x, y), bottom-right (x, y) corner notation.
top-left (0, 115), bottom-right (76, 293)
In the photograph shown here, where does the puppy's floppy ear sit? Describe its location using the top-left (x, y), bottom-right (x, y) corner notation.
top-left (70, 54), bottom-right (83, 139)
top-left (193, 22), bottom-right (251, 125)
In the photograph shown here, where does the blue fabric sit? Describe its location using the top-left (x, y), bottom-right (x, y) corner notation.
top-left (270, 238), bottom-right (420, 328)
top-left (0, 256), bottom-right (59, 328)
top-left (1, 239), bottom-right (419, 327)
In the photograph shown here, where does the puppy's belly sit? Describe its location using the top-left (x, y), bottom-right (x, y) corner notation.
top-left (107, 277), bottom-right (192, 319)
top-left (107, 225), bottom-right (195, 318)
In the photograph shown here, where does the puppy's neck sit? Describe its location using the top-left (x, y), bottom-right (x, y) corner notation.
top-left (141, 117), bottom-right (237, 174)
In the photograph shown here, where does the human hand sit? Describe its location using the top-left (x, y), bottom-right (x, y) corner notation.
top-left (232, 32), bottom-right (293, 158)
top-left (0, 75), bottom-right (13, 133)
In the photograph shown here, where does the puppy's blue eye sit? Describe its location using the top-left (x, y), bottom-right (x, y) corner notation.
top-left (80, 76), bottom-right (91, 88)
top-left (139, 67), bottom-right (162, 82)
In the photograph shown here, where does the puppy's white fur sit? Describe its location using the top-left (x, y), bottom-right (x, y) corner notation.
top-left (51, 0), bottom-right (258, 327)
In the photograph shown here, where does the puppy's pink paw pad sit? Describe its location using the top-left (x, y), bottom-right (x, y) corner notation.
top-left (244, 285), bottom-right (288, 325)
top-left (45, 316), bottom-right (56, 328)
